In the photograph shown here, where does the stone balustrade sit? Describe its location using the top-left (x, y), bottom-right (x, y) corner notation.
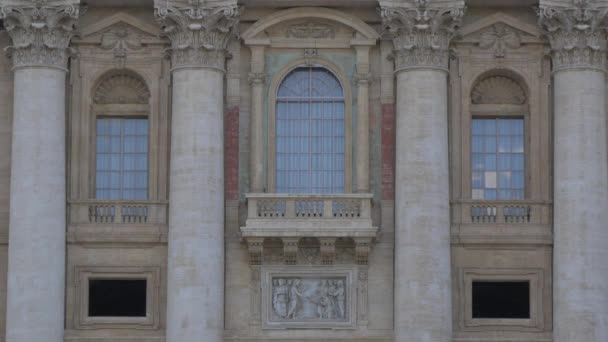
top-left (452, 200), bottom-right (552, 225)
top-left (69, 200), bottom-right (168, 225)
top-left (243, 193), bottom-right (376, 237)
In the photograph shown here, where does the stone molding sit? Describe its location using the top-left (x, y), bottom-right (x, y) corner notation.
top-left (0, 0), bottom-right (85, 70)
top-left (380, 0), bottom-right (465, 72)
top-left (537, 0), bottom-right (608, 72)
top-left (154, 0), bottom-right (240, 71)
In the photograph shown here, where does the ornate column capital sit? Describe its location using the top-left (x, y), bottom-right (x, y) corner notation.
top-left (537, 0), bottom-right (608, 72)
top-left (154, 0), bottom-right (241, 71)
top-left (380, 0), bottom-right (465, 72)
top-left (0, 0), bottom-right (84, 71)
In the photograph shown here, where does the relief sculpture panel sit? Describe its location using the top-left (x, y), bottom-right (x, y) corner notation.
top-left (262, 267), bottom-right (356, 329)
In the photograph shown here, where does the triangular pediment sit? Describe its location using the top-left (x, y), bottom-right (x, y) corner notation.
top-left (460, 12), bottom-right (542, 41)
top-left (79, 13), bottom-right (162, 42)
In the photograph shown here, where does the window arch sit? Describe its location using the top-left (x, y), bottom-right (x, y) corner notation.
top-left (275, 66), bottom-right (345, 194)
top-left (92, 70), bottom-right (150, 200)
top-left (469, 72), bottom-right (528, 201)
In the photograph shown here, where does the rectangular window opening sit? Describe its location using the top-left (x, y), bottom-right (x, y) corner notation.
top-left (95, 117), bottom-right (148, 200)
top-left (88, 279), bottom-right (147, 317)
top-left (472, 281), bottom-right (530, 319)
top-left (471, 117), bottom-right (525, 200)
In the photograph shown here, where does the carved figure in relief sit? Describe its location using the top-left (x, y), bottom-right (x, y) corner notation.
top-left (272, 279), bottom-right (289, 318)
top-left (287, 279), bottom-right (305, 319)
top-left (328, 280), bottom-right (346, 319)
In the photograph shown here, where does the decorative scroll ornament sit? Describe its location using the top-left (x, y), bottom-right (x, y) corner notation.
top-left (479, 23), bottom-right (521, 58)
top-left (537, 0), bottom-right (608, 72)
top-left (0, 0), bottom-right (85, 70)
top-left (380, 0), bottom-right (465, 71)
top-left (286, 22), bottom-right (335, 39)
top-left (100, 23), bottom-right (144, 69)
top-left (154, 1), bottom-right (240, 70)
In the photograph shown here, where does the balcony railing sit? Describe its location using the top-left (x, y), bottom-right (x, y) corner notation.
top-left (69, 200), bottom-right (168, 225)
top-left (452, 200), bottom-right (552, 225)
top-left (242, 193), bottom-right (378, 238)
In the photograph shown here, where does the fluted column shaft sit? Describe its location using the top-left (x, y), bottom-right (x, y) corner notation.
top-left (0, 2), bottom-right (82, 342)
top-left (155, 2), bottom-right (239, 341)
top-left (539, 3), bottom-right (608, 341)
top-left (381, 2), bottom-right (464, 341)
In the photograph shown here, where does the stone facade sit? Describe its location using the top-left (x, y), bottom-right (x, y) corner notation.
top-left (0, 0), bottom-right (605, 342)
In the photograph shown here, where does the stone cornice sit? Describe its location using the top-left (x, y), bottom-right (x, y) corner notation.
top-left (154, 0), bottom-right (241, 71)
top-left (380, 0), bottom-right (465, 72)
top-left (0, 0), bottom-right (84, 71)
top-left (537, 0), bottom-right (608, 72)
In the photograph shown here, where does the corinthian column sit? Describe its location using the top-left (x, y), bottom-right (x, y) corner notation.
top-left (538, 2), bottom-right (608, 341)
top-left (0, 1), bottom-right (83, 341)
top-left (154, 1), bottom-right (240, 341)
top-left (380, 1), bottom-right (464, 341)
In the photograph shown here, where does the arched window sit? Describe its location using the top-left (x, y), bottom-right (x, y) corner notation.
top-left (93, 71), bottom-right (150, 200)
top-left (275, 67), bottom-right (345, 194)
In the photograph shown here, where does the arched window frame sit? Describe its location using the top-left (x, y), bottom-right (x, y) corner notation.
top-left (466, 70), bottom-right (531, 201)
top-left (267, 58), bottom-right (353, 193)
top-left (89, 69), bottom-right (152, 200)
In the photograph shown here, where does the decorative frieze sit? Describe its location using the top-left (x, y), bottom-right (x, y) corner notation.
top-left (537, 0), bottom-right (608, 72)
top-left (154, 0), bottom-right (240, 71)
top-left (380, 0), bottom-right (465, 71)
top-left (0, 0), bottom-right (85, 70)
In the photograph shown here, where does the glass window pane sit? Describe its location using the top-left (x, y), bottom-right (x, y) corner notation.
top-left (96, 118), bottom-right (149, 200)
top-left (276, 67), bottom-right (345, 193)
top-left (472, 118), bottom-right (525, 200)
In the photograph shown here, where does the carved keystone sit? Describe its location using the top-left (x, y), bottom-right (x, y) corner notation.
top-left (282, 237), bottom-right (299, 265)
top-left (320, 237), bottom-right (337, 265)
top-left (246, 237), bottom-right (264, 265)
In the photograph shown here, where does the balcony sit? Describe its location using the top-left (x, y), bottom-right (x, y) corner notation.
top-left (240, 193), bottom-right (378, 265)
top-left (67, 200), bottom-right (168, 243)
top-left (451, 199), bottom-right (553, 245)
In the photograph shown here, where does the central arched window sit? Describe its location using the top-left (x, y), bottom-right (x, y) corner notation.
top-left (275, 67), bottom-right (345, 194)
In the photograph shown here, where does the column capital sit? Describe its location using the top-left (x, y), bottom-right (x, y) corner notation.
top-left (380, 0), bottom-right (465, 72)
top-left (0, 0), bottom-right (85, 71)
top-left (537, 0), bottom-right (608, 72)
top-left (154, 0), bottom-right (241, 72)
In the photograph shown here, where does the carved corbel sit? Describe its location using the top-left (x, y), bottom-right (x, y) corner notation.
top-left (246, 237), bottom-right (264, 265)
top-left (282, 237), bottom-right (299, 265)
top-left (354, 237), bottom-right (372, 265)
top-left (319, 237), bottom-right (336, 265)
top-left (380, 0), bottom-right (465, 72)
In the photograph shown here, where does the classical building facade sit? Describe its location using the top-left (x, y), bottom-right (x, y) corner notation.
top-left (0, 0), bottom-right (606, 341)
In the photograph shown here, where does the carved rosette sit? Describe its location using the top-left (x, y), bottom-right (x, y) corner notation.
top-left (537, 1), bottom-right (608, 72)
top-left (154, 2), bottom-right (240, 71)
top-left (0, 0), bottom-right (84, 70)
top-left (380, 0), bottom-right (465, 72)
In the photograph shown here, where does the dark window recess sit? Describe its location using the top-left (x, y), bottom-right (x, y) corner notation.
top-left (472, 281), bottom-right (530, 319)
top-left (88, 279), bottom-right (147, 317)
